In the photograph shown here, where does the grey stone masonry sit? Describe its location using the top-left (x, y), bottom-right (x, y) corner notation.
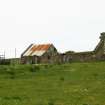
top-left (100, 32), bottom-right (105, 40)
top-left (100, 32), bottom-right (105, 54)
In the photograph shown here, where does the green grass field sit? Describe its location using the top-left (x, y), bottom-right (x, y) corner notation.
top-left (0, 62), bottom-right (105, 105)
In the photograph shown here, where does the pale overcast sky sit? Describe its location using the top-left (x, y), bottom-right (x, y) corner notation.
top-left (0, 0), bottom-right (105, 58)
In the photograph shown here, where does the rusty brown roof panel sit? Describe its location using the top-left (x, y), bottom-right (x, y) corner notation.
top-left (30, 44), bottom-right (51, 51)
top-left (23, 44), bottom-right (52, 56)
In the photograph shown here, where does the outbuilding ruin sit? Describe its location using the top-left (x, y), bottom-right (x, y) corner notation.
top-left (21, 32), bottom-right (105, 64)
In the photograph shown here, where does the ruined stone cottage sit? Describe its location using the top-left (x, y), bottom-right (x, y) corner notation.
top-left (63, 32), bottom-right (105, 62)
top-left (21, 44), bottom-right (58, 64)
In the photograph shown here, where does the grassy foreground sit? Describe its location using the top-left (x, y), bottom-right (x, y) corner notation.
top-left (0, 62), bottom-right (105, 105)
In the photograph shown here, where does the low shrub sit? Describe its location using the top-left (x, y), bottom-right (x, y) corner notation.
top-left (0, 66), bottom-right (7, 74)
top-left (12, 96), bottom-right (21, 101)
top-left (60, 77), bottom-right (65, 81)
top-left (6, 66), bottom-right (16, 79)
top-left (48, 101), bottom-right (54, 105)
top-left (29, 65), bottom-right (40, 72)
top-left (93, 73), bottom-right (98, 77)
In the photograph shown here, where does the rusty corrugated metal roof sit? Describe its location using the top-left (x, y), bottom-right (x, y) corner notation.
top-left (23, 44), bottom-right (52, 56)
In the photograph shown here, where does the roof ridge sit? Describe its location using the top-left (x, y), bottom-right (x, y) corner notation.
top-left (33, 43), bottom-right (52, 46)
